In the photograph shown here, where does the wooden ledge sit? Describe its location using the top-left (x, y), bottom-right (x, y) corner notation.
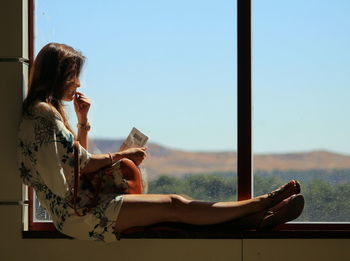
top-left (22, 222), bottom-right (350, 240)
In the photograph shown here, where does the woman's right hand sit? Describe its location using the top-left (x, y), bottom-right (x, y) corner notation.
top-left (119, 147), bottom-right (147, 166)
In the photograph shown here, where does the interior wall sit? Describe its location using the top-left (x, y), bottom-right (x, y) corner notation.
top-left (0, 1), bottom-right (349, 261)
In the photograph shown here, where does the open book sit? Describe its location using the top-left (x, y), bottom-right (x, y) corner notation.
top-left (118, 127), bottom-right (149, 151)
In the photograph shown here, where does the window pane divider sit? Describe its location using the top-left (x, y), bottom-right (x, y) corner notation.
top-left (237, 0), bottom-right (252, 200)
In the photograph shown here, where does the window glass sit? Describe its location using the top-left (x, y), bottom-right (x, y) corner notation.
top-left (253, 0), bottom-right (350, 221)
top-left (33, 0), bottom-right (237, 222)
top-left (33, 193), bottom-right (51, 222)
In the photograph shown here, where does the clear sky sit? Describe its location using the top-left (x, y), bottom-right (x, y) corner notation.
top-left (35, 0), bottom-right (350, 155)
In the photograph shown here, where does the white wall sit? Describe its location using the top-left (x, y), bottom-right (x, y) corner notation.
top-left (0, 1), bottom-right (349, 261)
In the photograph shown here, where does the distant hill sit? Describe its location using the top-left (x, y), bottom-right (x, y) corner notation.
top-left (89, 138), bottom-right (350, 180)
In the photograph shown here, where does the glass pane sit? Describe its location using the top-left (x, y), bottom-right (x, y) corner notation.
top-left (253, 0), bottom-right (350, 221)
top-left (33, 192), bottom-right (52, 222)
top-left (34, 0), bottom-right (237, 221)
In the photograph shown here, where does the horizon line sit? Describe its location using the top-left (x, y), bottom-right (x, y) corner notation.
top-left (89, 136), bottom-right (350, 156)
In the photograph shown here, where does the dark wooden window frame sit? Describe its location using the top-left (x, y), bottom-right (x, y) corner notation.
top-left (24, 0), bottom-right (350, 239)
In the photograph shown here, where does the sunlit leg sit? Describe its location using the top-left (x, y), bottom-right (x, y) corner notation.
top-left (114, 193), bottom-right (269, 233)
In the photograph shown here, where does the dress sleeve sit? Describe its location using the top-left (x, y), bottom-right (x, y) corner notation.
top-left (34, 104), bottom-right (92, 198)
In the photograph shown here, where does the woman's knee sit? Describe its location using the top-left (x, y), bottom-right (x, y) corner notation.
top-left (119, 158), bottom-right (143, 193)
top-left (119, 158), bottom-right (137, 171)
top-left (119, 158), bottom-right (140, 179)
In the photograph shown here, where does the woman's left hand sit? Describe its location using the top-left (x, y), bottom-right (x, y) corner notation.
top-left (74, 91), bottom-right (91, 122)
top-left (120, 147), bottom-right (148, 166)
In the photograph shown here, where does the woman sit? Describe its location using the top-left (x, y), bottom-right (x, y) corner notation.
top-left (17, 43), bottom-right (304, 243)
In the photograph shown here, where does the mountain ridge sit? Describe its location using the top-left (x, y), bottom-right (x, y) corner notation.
top-left (89, 138), bottom-right (350, 179)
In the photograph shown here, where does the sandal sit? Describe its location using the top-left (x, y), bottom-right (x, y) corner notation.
top-left (266, 180), bottom-right (301, 208)
top-left (259, 194), bottom-right (305, 231)
top-left (225, 194), bottom-right (303, 230)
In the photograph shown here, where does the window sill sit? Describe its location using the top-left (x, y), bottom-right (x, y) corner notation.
top-left (22, 222), bottom-right (350, 239)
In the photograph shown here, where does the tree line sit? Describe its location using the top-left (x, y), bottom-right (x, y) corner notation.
top-left (148, 169), bottom-right (350, 222)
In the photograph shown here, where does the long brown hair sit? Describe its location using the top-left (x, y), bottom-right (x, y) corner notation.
top-left (23, 43), bottom-right (86, 138)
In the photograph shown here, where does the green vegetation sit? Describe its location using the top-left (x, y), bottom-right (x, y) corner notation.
top-left (148, 169), bottom-right (350, 222)
top-left (149, 174), bottom-right (237, 202)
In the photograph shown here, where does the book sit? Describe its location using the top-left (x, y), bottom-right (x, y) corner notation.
top-left (118, 127), bottom-right (149, 193)
top-left (118, 127), bottom-right (149, 151)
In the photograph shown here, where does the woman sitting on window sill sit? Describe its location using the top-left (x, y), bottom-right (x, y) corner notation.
top-left (17, 42), bottom-right (304, 243)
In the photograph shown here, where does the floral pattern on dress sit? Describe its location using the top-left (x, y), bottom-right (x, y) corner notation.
top-left (17, 103), bottom-right (124, 243)
top-left (18, 140), bottom-right (38, 165)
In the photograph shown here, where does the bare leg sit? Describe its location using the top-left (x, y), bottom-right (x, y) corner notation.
top-left (115, 160), bottom-right (301, 233)
top-left (115, 193), bottom-right (272, 233)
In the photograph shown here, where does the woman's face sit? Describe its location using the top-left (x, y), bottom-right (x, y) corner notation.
top-left (62, 77), bottom-right (80, 101)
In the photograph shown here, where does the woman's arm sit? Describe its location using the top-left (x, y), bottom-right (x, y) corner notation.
top-left (77, 121), bottom-right (89, 150)
top-left (81, 147), bottom-right (147, 174)
top-left (81, 151), bottom-right (122, 174)
top-left (74, 92), bottom-right (91, 150)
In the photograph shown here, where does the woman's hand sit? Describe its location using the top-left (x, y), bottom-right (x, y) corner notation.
top-left (74, 91), bottom-right (91, 123)
top-left (120, 147), bottom-right (147, 166)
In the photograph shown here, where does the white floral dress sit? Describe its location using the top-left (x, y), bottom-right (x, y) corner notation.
top-left (17, 102), bottom-right (124, 243)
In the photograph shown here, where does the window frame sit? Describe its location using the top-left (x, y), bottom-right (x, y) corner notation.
top-left (25, 0), bottom-right (350, 237)
top-left (27, 0), bottom-right (56, 231)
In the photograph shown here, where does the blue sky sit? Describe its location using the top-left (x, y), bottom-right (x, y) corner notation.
top-left (35, 0), bottom-right (350, 154)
